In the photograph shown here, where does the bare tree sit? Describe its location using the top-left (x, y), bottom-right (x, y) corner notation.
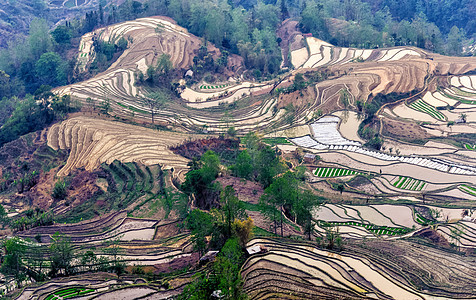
top-left (141, 91), bottom-right (167, 124)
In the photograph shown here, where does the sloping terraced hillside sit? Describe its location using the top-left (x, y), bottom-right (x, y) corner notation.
top-left (243, 238), bottom-right (476, 299)
top-left (47, 116), bottom-right (196, 176)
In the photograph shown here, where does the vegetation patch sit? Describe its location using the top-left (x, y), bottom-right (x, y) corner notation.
top-left (409, 100), bottom-right (445, 121)
top-left (392, 176), bottom-right (425, 191)
top-left (199, 84), bottom-right (230, 89)
top-left (319, 221), bottom-right (411, 236)
top-left (46, 287), bottom-right (95, 300)
top-left (314, 167), bottom-right (360, 177)
top-left (464, 144), bottom-right (476, 150)
top-left (262, 137), bottom-right (291, 146)
top-left (458, 185), bottom-right (476, 196)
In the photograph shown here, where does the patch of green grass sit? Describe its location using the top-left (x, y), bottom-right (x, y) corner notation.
top-left (459, 185), bottom-right (476, 196)
top-left (314, 167), bottom-right (360, 178)
top-left (409, 99), bottom-right (445, 121)
top-left (115, 101), bottom-right (149, 114)
top-left (392, 176), bottom-right (425, 191)
top-left (320, 221), bottom-right (411, 235)
top-left (464, 144), bottom-right (476, 150)
top-left (262, 137), bottom-right (291, 146)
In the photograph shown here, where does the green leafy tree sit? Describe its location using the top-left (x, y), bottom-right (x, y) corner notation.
top-left (100, 98), bottom-right (112, 116)
top-left (28, 18), bottom-right (53, 59)
top-left (49, 232), bottom-right (75, 277)
top-left (1, 237), bottom-right (27, 287)
top-left (220, 186), bottom-right (246, 239)
top-left (0, 204), bottom-right (9, 228)
top-left (232, 150), bottom-right (253, 179)
top-left (185, 209), bottom-right (214, 255)
top-left (35, 52), bottom-right (67, 87)
top-left (51, 25), bottom-right (72, 45)
top-left (294, 190), bottom-right (321, 240)
top-left (260, 171), bottom-right (298, 236)
top-left (214, 238), bottom-right (247, 299)
top-left (52, 179), bottom-right (67, 200)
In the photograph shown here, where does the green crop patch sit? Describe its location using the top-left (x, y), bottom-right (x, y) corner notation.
top-left (409, 99), bottom-right (445, 121)
top-left (392, 176), bottom-right (425, 191)
top-left (262, 137), bottom-right (291, 146)
top-left (314, 167), bottom-right (360, 177)
top-left (459, 185), bottom-right (476, 197)
top-left (464, 144), bottom-right (476, 151)
top-left (319, 221), bottom-right (411, 235)
top-left (46, 287), bottom-right (95, 300)
top-left (199, 84), bottom-right (230, 90)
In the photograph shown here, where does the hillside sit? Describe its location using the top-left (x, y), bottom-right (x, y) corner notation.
top-left (1, 11), bottom-right (476, 300)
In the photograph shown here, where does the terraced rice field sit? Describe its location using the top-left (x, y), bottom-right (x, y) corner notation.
top-left (310, 116), bottom-right (361, 146)
top-left (391, 176), bottom-right (426, 191)
top-left (320, 221), bottom-right (410, 236)
top-left (437, 221), bottom-right (476, 248)
top-left (409, 99), bottom-right (446, 121)
top-left (243, 238), bottom-right (476, 299)
top-left (45, 287), bottom-right (95, 300)
top-left (199, 84), bottom-right (230, 89)
top-left (464, 144), bottom-right (476, 150)
top-left (459, 184), bottom-right (476, 196)
top-left (312, 204), bottom-right (422, 239)
top-left (314, 167), bottom-right (360, 177)
top-left (47, 117), bottom-right (193, 177)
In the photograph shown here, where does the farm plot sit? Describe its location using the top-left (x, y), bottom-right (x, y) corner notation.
top-left (320, 221), bottom-right (410, 236)
top-left (199, 83), bottom-right (231, 90)
top-left (243, 238), bottom-right (459, 300)
top-left (391, 176), bottom-right (426, 191)
top-left (310, 116), bottom-right (361, 146)
top-left (45, 287), bottom-right (95, 300)
top-left (464, 144), bottom-right (476, 151)
top-left (437, 222), bottom-right (476, 248)
top-left (459, 184), bottom-right (476, 196)
top-left (409, 99), bottom-right (446, 121)
top-left (314, 167), bottom-right (360, 177)
top-left (47, 116), bottom-right (194, 176)
top-left (313, 204), bottom-right (421, 238)
top-left (298, 137), bottom-right (476, 177)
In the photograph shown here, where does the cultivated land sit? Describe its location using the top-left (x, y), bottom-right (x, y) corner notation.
top-left (2, 16), bottom-right (476, 299)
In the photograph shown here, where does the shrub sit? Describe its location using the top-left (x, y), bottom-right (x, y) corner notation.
top-left (52, 179), bottom-right (67, 200)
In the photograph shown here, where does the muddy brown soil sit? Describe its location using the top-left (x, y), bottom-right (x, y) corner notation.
top-left (382, 117), bottom-right (432, 141)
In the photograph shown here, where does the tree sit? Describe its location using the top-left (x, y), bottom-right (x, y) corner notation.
top-left (1, 237), bottom-right (27, 287)
top-left (100, 98), bottom-right (112, 116)
top-left (325, 226), bottom-right (343, 251)
top-left (141, 91), bottom-right (167, 124)
top-left (232, 150), bottom-right (253, 179)
top-left (459, 113), bottom-right (467, 123)
top-left (52, 179), bottom-right (67, 200)
top-left (156, 53), bottom-right (173, 75)
top-left (0, 204), bottom-right (8, 228)
top-left (294, 190), bottom-right (321, 240)
top-left (49, 232), bottom-right (75, 277)
top-left (51, 25), bottom-right (72, 45)
top-left (256, 145), bottom-right (283, 188)
top-left (35, 52), bottom-right (67, 87)
top-left (213, 238), bottom-right (246, 300)
top-left (103, 237), bottom-right (125, 276)
top-left (447, 26), bottom-right (464, 56)
top-left (220, 185), bottom-right (246, 239)
top-left (233, 217), bottom-right (254, 247)
top-left (200, 150), bottom-right (221, 183)
top-left (260, 171), bottom-right (299, 236)
top-left (28, 18), bottom-right (53, 59)
top-left (185, 209), bottom-right (214, 255)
